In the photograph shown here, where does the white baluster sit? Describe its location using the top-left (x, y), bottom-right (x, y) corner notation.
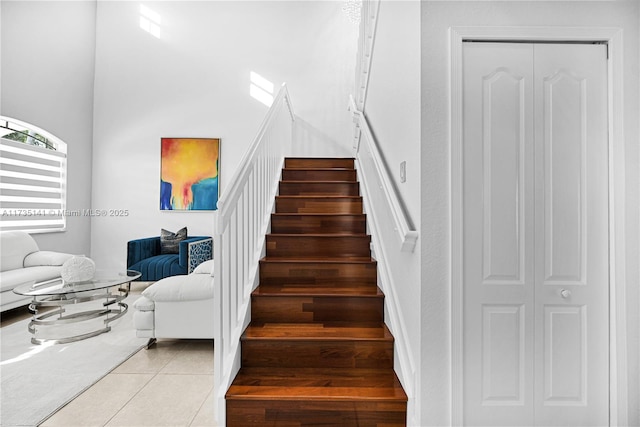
top-left (213, 85), bottom-right (295, 424)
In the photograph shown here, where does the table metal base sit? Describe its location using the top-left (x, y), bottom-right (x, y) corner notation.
top-left (27, 285), bottom-right (130, 345)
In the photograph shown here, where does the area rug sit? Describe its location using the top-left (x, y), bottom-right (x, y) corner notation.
top-left (0, 295), bottom-right (148, 427)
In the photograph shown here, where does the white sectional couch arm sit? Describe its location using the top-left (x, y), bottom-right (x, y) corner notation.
top-left (1, 231), bottom-right (78, 312)
top-left (23, 251), bottom-right (74, 267)
top-left (132, 259), bottom-right (215, 340)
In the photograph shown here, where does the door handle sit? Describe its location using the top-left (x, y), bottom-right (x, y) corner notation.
top-left (560, 289), bottom-right (571, 299)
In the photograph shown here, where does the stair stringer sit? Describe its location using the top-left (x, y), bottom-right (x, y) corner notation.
top-left (355, 156), bottom-right (420, 426)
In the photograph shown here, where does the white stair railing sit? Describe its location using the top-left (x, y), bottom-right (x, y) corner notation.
top-left (349, 96), bottom-right (417, 252)
top-left (348, 94), bottom-right (419, 424)
top-left (213, 84), bottom-right (295, 424)
top-left (354, 0), bottom-right (380, 111)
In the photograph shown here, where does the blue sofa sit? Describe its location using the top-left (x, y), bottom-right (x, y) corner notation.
top-left (126, 236), bottom-right (212, 281)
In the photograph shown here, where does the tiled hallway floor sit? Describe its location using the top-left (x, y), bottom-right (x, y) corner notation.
top-left (41, 339), bottom-right (216, 427)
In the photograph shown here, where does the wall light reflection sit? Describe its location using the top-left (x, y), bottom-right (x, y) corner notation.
top-left (140, 5), bottom-right (161, 38)
top-left (250, 71), bottom-right (274, 107)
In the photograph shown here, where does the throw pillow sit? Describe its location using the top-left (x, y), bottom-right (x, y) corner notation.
top-left (61, 256), bottom-right (96, 282)
top-left (160, 227), bottom-right (187, 254)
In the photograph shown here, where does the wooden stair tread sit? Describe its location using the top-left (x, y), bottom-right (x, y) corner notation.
top-left (282, 169), bottom-right (357, 182)
top-left (272, 212), bottom-right (365, 216)
top-left (276, 195), bottom-right (361, 199)
top-left (242, 323), bottom-right (392, 341)
top-left (226, 367), bottom-right (407, 401)
top-left (253, 285), bottom-right (383, 297)
top-left (278, 181), bottom-right (360, 196)
top-left (267, 235), bottom-right (371, 258)
top-left (270, 213), bottom-right (367, 235)
top-left (276, 196), bottom-right (363, 214)
top-left (285, 156), bottom-right (355, 158)
top-left (267, 233), bottom-right (368, 238)
top-left (270, 231), bottom-right (365, 236)
top-left (285, 157), bottom-right (355, 160)
top-left (279, 180), bottom-right (358, 184)
top-left (282, 167), bottom-right (355, 171)
top-left (261, 256), bottom-right (376, 264)
top-left (285, 157), bottom-right (355, 161)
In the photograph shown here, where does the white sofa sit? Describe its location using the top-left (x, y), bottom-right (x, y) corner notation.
top-left (0, 231), bottom-right (75, 312)
top-left (133, 259), bottom-right (214, 341)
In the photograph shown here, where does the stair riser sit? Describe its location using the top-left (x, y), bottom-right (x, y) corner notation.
top-left (276, 197), bottom-right (363, 214)
top-left (278, 181), bottom-right (360, 196)
top-left (226, 400), bottom-right (407, 427)
top-left (271, 214), bottom-right (366, 234)
top-left (242, 340), bottom-right (394, 369)
top-left (285, 158), bottom-right (355, 169)
top-left (259, 262), bottom-right (377, 286)
top-left (251, 295), bottom-right (384, 323)
top-left (282, 169), bottom-right (357, 182)
top-left (266, 235), bottom-right (371, 258)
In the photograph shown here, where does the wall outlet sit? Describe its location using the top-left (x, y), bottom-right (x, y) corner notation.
top-left (400, 161), bottom-right (406, 183)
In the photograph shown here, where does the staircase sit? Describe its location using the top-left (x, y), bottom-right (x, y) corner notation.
top-left (226, 158), bottom-right (407, 426)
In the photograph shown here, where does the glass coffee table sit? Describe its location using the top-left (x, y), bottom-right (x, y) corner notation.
top-left (13, 270), bottom-right (141, 345)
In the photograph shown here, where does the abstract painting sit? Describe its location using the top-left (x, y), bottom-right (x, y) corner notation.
top-left (160, 138), bottom-right (219, 210)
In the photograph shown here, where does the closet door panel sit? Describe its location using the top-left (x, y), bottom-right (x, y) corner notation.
top-left (462, 42), bottom-right (535, 426)
top-left (533, 43), bottom-right (609, 427)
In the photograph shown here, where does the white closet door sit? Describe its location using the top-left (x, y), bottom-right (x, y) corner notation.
top-left (463, 42), bottom-right (536, 426)
top-left (533, 43), bottom-right (609, 427)
top-left (462, 42), bottom-right (609, 427)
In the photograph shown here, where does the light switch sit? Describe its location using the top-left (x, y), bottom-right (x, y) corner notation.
top-left (400, 161), bottom-right (406, 183)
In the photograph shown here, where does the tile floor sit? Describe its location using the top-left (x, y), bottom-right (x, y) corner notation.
top-left (1, 282), bottom-right (217, 427)
top-left (41, 339), bottom-right (216, 427)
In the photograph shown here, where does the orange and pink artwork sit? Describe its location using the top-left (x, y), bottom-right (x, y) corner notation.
top-left (160, 138), bottom-right (219, 210)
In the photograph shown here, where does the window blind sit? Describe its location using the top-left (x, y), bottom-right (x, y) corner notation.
top-left (0, 138), bottom-right (67, 233)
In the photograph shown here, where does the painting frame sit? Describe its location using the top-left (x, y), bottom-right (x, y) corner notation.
top-left (160, 137), bottom-right (220, 211)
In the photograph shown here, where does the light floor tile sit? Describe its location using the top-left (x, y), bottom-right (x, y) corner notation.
top-left (189, 388), bottom-right (218, 427)
top-left (160, 341), bottom-right (214, 375)
top-left (112, 339), bottom-right (188, 374)
top-left (106, 374), bottom-right (213, 426)
top-left (129, 282), bottom-right (153, 293)
top-left (41, 373), bottom-right (154, 427)
top-left (182, 340), bottom-right (214, 352)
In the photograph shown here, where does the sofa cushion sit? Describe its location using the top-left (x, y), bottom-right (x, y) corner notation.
top-left (1, 231), bottom-right (39, 271)
top-left (1, 290), bottom-right (32, 309)
top-left (133, 296), bottom-right (155, 311)
top-left (160, 227), bottom-right (187, 254)
top-left (141, 273), bottom-right (213, 302)
top-left (0, 266), bottom-right (63, 293)
top-left (129, 254), bottom-right (185, 282)
top-left (192, 259), bottom-right (214, 275)
top-left (133, 309), bottom-right (154, 338)
top-left (24, 251), bottom-right (74, 267)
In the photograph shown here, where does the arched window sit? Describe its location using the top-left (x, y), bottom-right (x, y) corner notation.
top-left (0, 117), bottom-right (68, 233)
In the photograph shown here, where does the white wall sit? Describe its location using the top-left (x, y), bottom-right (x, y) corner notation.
top-left (365, 0), bottom-right (420, 228)
top-left (360, 1), bottom-right (422, 423)
top-left (420, 1), bottom-right (640, 426)
top-left (0, 0), bottom-right (96, 255)
top-left (91, 1), bottom-right (357, 270)
top-left (0, 1), bottom-right (3, 113)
